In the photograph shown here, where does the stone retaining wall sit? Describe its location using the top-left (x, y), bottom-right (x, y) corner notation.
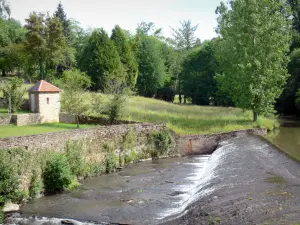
top-left (0, 123), bottom-right (166, 151)
top-left (11, 114), bottom-right (41, 126)
top-left (177, 128), bottom-right (267, 156)
top-left (0, 115), bottom-right (11, 125)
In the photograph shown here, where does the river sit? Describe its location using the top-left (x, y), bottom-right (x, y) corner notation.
top-left (7, 127), bottom-right (300, 225)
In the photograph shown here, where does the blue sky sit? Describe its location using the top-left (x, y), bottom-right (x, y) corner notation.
top-left (9, 0), bottom-right (221, 41)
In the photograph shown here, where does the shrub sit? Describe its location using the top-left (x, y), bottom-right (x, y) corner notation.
top-left (29, 169), bottom-right (43, 200)
top-left (66, 141), bottom-right (86, 177)
top-left (87, 163), bottom-right (105, 176)
top-left (124, 150), bottom-right (139, 164)
top-left (43, 153), bottom-right (73, 194)
top-left (103, 143), bottom-right (118, 173)
top-left (148, 130), bottom-right (174, 159)
top-left (0, 151), bottom-right (20, 204)
top-left (0, 206), bottom-right (3, 224)
top-left (122, 129), bottom-right (137, 150)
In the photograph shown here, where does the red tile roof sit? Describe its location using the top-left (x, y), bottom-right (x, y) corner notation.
top-left (28, 80), bottom-right (61, 93)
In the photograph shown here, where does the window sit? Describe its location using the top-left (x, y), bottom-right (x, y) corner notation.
top-left (47, 98), bottom-right (49, 104)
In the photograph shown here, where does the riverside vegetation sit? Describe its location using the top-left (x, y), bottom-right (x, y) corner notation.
top-left (0, 128), bottom-right (174, 223)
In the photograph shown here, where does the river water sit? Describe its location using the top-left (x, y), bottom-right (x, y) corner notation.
top-left (7, 127), bottom-right (300, 225)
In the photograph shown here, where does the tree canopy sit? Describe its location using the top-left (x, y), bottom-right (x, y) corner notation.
top-left (215, 0), bottom-right (292, 120)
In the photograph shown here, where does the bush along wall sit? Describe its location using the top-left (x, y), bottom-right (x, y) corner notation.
top-left (0, 128), bottom-right (177, 221)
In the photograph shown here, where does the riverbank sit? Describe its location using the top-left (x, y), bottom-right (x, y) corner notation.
top-left (6, 134), bottom-right (300, 225)
top-left (0, 125), bottom-right (267, 224)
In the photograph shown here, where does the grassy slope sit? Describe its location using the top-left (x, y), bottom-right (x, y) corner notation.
top-left (121, 96), bottom-right (278, 135)
top-left (0, 123), bottom-right (95, 138)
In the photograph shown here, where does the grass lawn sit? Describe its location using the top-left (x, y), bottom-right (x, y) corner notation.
top-left (0, 108), bottom-right (31, 114)
top-left (0, 123), bottom-right (95, 138)
top-left (120, 96), bottom-right (278, 135)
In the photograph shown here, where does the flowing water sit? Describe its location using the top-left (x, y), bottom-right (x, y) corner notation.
top-left (7, 126), bottom-right (300, 225)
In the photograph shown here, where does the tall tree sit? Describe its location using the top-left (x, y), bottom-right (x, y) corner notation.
top-left (79, 28), bottom-right (125, 91)
top-left (170, 20), bottom-right (199, 104)
top-left (215, 0), bottom-right (292, 121)
top-left (24, 13), bottom-right (71, 80)
top-left (181, 40), bottom-right (219, 105)
top-left (54, 2), bottom-right (71, 42)
top-left (24, 12), bottom-right (47, 80)
top-left (111, 25), bottom-right (138, 88)
top-left (0, 19), bottom-right (26, 76)
top-left (0, 0), bottom-right (10, 19)
top-left (136, 36), bottom-right (165, 97)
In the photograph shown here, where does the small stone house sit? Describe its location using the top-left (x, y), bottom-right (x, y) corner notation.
top-left (28, 80), bottom-right (61, 123)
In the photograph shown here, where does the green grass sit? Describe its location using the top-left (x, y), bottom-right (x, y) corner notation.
top-left (120, 96), bottom-right (278, 135)
top-left (0, 123), bottom-right (95, 138)
top-left (0, 108), bottom-right (31, 114)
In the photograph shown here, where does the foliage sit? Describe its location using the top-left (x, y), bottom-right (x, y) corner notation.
top-left (65, 141), bottom-right (86, 177)
top-left (60, 69), bottom-right (92, 128)
top-left (215, 0), bottom-right (292, 121)
top-left (124, 150), bottom-right (139, 164)
top-left (170, 20), bottom-right (199, 50)
top-left (181, 40), bottom-right (219, 105)
top-left (111, 25), bottom-right (138, 88)
top-left (24, 12), bottom-right (74, 80)
top-left (0, 150), bottom-right (20, 204)
top-left (0, 18), bottom-right (26, 76)
top-left (148, 130), bottom-right (174, 158)
top-left (103, 143), bottom-right (118, 173)
top-left (79, 28), bottom-right (125, 91)
top-left (29, 169), bottom-right (43, 200)
top-left (101, 80), bottom-right (129, 125)
top-left (0, 0), bottom-right (10, 19)
top-left (0, 77), bottom-right (26, 113)
top-left (136, 35), bottom-right (165, 97)
top-left (55, 2), bottom-right (72, 42)
top-left (42, 153), bottom-right (73, 194)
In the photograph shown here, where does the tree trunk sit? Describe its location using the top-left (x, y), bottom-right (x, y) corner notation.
top-left (253, 111), bottom-right (258, 122)
top-left (184, 96), bottom-right (187, 104)
top-left (2, 69), bottom-right (5, 77)
top-left (76, 115), bottom-right (80, 128)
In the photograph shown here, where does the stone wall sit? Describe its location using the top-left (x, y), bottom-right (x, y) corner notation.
top-left (11, 114), bottom-right (42, 126)
top-left (0, 115), bottom-right (11, 125)
top-left (177, 128), bottom-right (267, 156)
top-left (0, 123), bottom-right (166, 151)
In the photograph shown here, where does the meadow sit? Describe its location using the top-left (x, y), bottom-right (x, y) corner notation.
top-left (121, 96), bottom-right (278, 135)
top-left (0, 89), bottom-right (278, 137)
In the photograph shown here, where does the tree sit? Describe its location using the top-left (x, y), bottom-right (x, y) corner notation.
top-left (24, 13), bottom-right (73, 80)
top-left (79, 29), bottom-right (125, 91)
top-left (0, 0), bottom-right (10, 19)
top-left (0, 78), bottom-right (26, 113)
top-left (111, 25), bottom-right (138, 88)
top-left (170, 20), bottom-right (199, 104)
top-left (60, 69), bottom-right (92, 128)
top-left (215, 0), bottom-right (292, 121)
top-left (0, 19), bottom-right (26, 76)
top-left (136, 36), bottom-right (165, 97)
top-left (181, 40), bottom-right (219, 105)
top-left (277, 48), bottom-right (300, 114)
top-left (54, 2), bottom-right (71, 42)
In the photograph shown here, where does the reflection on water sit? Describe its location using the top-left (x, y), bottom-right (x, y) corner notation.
top-left (267, 126), bottom-right (300, 161)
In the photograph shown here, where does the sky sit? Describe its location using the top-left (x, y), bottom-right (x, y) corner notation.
top-left (9, 0), bottom-right (221, 41)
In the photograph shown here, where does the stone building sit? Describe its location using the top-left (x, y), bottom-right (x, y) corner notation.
top-left (28, 80), bottom-right (61, 123)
